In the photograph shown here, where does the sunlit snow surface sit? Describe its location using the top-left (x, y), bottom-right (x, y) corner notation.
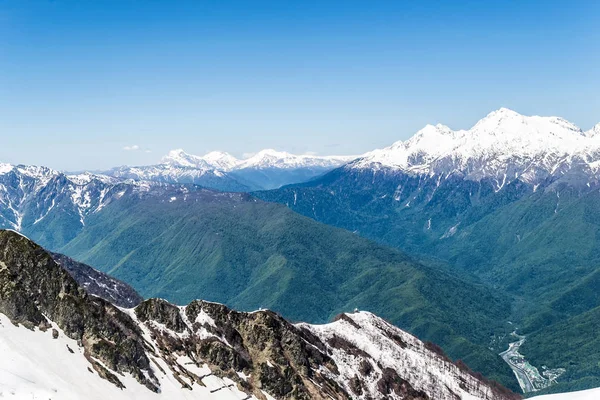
top-left (532, 387), bottom-right (600, 400)
top-left (0, 314), bottom-right (258, 400)
top-left (162, 148), bottom-right (356, 171)
top-left (300, 311), bottom-right (496, 400)
top-left (0, 307), bottom-right (503, 400)
top-left (352, 108), bottom-right (600, 184)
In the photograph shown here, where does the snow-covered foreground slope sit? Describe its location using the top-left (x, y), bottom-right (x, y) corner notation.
top-left (0, 314), bottom-right (255, 400)
top-left (0, 308), bottom-right (513, 400)
top-left (0, 230), bottom-right (518, 400)
top-left (532, 387), bottom-right (600, 400)
top-left (301, 312), bottom-right (511, 400)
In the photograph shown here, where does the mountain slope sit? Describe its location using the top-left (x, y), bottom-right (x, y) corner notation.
top-left (106, 163), bottom-right (250, 192)
top-left (40, 188), bottom-right (516, 389)
top-left (0, 164), bottom-right (223, 251)
top-left (0, 230), bottom-right (517, 400)
top-left (254, 109), bottom-right (600, 394)
top-left (0, 162), bottom-right (518, 388)
top-left (50, 251), bottom-right (143, 308)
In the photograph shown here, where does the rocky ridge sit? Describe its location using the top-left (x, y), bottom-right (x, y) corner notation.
top-left (0, 230), bottom-right (518, 400)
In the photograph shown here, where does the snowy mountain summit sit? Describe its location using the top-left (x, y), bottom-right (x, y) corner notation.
top-left (353, 108), bottom-right (600, 187)
top-left (162, 148), bottom-right (355, 171)
top-left (110, 148), bottom-right (357, 190)
top-left (161, 148), bottom-right (214, 169)
top-left (237, 149), bottom-right (356, 170)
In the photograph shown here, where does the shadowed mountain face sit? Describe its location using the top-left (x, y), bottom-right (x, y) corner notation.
top-left (50, 251), bottom-right (143, 308)
top-left (0, 230), bottom-right (518, 400)
top-left (256, 166), bottom-right (600, 394)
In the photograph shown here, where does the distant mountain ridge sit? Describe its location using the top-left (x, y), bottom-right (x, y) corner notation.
top-left (162, 148), bottom-right (356, 171)
top-left (0, 164), bottom-right (204, 249)
top-left (105, 148), bottom-right (357, 190)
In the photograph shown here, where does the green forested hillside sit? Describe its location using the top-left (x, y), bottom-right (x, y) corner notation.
top-left (256, 168), bottom-right (600, 392)
top-left (520, 306), bottom-right (600, 395)
top-left (46, 189), bottom-right (517, 389)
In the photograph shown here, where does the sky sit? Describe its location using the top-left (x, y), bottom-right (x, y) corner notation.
top-left (0, 0), bottom-right (599, 171)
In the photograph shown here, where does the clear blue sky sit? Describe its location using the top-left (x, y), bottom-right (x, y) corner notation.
top-left (0, 0), bottom-right (598, 170)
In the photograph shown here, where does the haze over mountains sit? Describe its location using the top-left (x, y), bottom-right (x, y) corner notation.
top-left (100, 107), bottom-right (600, 192)
top-left (1, 108), bottom-right (600, 398)
top-left (105, 148), bottom-right (356, 191)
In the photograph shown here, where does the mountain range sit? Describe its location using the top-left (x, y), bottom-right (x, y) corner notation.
top-left (256, 108), bottom-right (600, 395)
top-left (104, 148), bottom-right (356, 191)
top-left (1, 108), bottom-right (600, 397)
top-left (0, 170), bottom-right (518, 389)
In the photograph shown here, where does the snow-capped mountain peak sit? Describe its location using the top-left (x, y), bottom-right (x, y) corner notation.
top-left (161, 149), bottom-right (209, 169)
top-left (236, 149), bottom-right (356, 170)
top-left (585, 122), bottom-right (600, 138)
top-left (237, 148), bottom-right (296, 169)
top-left (201, 151), bottom-right (239, 171)
top-left (471, 108), bottom-right (583, 139)
top-left (0, 163), bottom-right (14, 175)
top-left (353, 108), bottom-right (600, 184)
top-left (158, 148), bottom-right (356, 172)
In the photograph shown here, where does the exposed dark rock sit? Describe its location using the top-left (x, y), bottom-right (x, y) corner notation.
top-left (326, 334), bottom-right (371, 359)
top-left (182, 300), bottom-right (348, 399)
top-left (135, 298), bottom-right (186, 332)
top-left (348, 375), bottom-right (363, 395)
top-left (332, 313), bottom-right (361, 330)
top-left (377, 367), bottom-right (430, 399)
top-left (359, 359), bottom-right (373, 376)
top-left (0, 230), bottom-right (159, 392)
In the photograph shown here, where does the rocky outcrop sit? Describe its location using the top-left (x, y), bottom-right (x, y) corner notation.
top-left (0, 230), bottom-right (159, 392)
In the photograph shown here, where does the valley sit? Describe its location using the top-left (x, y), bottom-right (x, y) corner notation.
top-left (1, 109), bottom-right (599, 397)
top-left (500, 332), bottom-right (564, 393)
top-left (3, 1), bottom-right (598, 397)
top-left (255, 109), bottom-right (600, 395)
